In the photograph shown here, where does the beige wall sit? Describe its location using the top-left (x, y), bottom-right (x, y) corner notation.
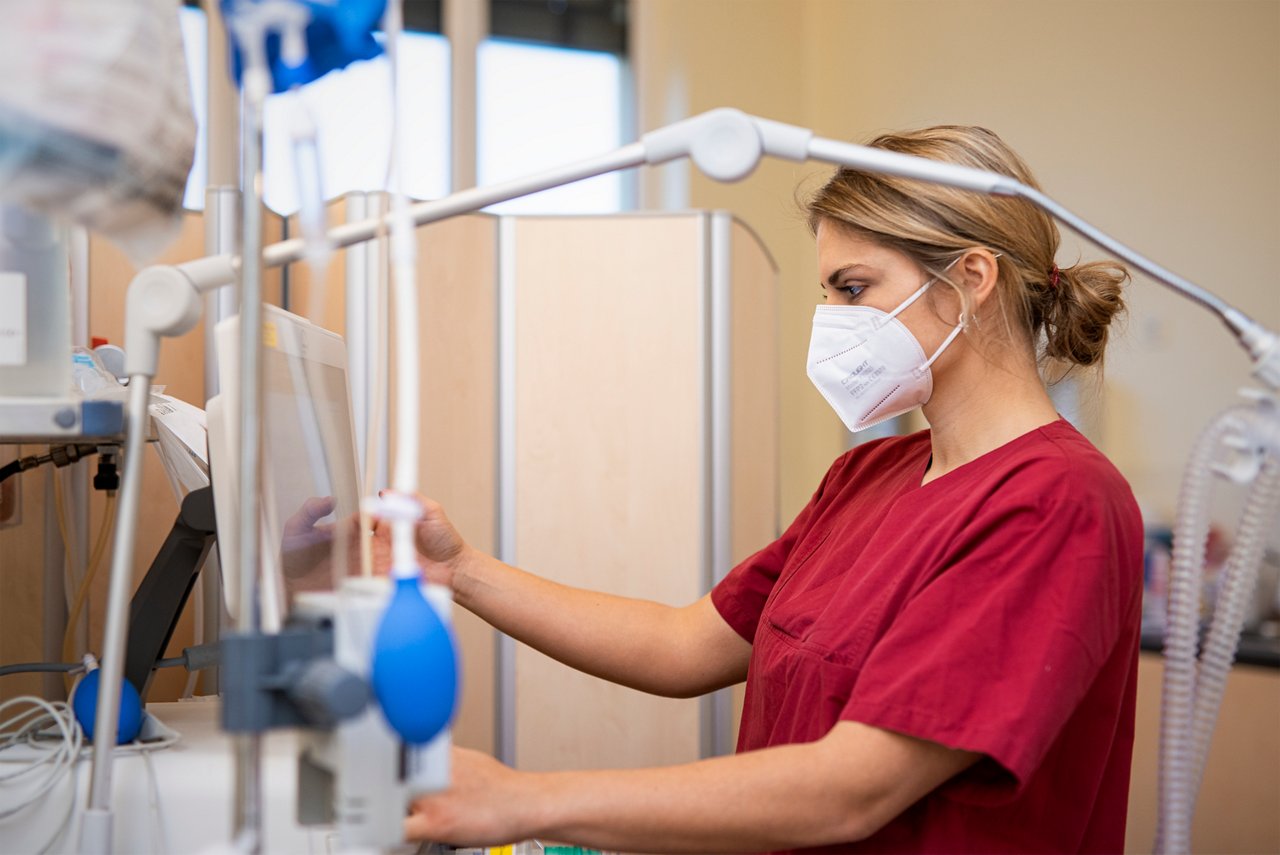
top-left (633, 0), bottom-right (1280, 531)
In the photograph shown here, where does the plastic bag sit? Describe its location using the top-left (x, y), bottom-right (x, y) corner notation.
top-left (0, 0), bottom-right (197, 264)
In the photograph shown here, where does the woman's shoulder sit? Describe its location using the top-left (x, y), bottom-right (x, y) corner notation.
top-left (976, 420), bottom-right (1141, 541)
top-left (1018, 419), bottom-right (1133, 497)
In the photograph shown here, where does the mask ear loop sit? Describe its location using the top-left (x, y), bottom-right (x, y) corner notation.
top-left (877, 278), bottom-right (935, 330)
top-left (881, 256), bottom-right (963, 329)
top-left (913, 313), bottom-right (968, 378)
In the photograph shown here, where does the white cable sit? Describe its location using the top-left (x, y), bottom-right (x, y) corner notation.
top-left (0, 695), bottom-right (82, 844)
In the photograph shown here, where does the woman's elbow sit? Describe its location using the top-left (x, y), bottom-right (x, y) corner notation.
top-left (807, 788), bottom-right (900, 846)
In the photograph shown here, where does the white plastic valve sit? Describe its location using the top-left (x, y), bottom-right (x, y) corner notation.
top-left (362, 492), bottom-right (423, 580)
top-left (1237, 389), bottom-right (1280, 456)
top-left (362, 492), bottom-right (422, 525)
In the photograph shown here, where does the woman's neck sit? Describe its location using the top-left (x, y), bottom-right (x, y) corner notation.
top-left (920, 344), bottom-right (1061, 485)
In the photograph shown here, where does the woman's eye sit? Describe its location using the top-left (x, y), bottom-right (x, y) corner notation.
top-left (820, 281), bottom-right (868, 302)
top-left (833, 283), bottom-right (866, 299)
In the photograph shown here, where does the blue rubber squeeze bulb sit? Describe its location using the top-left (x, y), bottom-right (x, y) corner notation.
top-left (371, 575), bottom-right (459, 745)
top-left (72, 667), bottom-right (143, 745)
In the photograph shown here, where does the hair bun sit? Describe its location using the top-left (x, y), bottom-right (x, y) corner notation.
top-left (1042, 261), bottom-right (1129, 367)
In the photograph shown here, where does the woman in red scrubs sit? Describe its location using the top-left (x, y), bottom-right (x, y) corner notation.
top-left (389, 126), bottom-right (1143, 853)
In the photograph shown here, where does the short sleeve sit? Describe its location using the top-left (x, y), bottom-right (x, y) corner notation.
top-left (839, 489), bottom-right (1139, 803)
top-left (711, 458), bottom-right (844, 644)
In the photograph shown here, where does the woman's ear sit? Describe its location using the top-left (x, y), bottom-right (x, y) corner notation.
top-left (957, 248), bottom-right (1001, 310)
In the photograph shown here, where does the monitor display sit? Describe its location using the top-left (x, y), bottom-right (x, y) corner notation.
top-left (208, 304), bottom-right (362, 627)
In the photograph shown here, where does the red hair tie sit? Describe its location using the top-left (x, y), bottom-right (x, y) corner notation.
top-left (1048, 264), bottom-right (1061, 289)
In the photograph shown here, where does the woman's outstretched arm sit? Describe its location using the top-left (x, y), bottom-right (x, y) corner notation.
top-left (406, 720), bottom-right (981, 852)
top-left (378, 494), bottom-right (752, 698)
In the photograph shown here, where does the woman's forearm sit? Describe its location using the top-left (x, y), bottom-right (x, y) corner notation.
top-left (525, 741), bottom-right (867, 853)
top-left (451, 548), bottom-right (747, 698)
top-left (409, 721), bottom-right (977, 852)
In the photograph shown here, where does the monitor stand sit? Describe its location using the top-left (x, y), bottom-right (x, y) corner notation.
top-left (125, 485), bottom-right (217, 699)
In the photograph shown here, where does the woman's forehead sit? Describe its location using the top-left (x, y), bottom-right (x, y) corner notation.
top-left (815, 222), bottom-right (903, 273)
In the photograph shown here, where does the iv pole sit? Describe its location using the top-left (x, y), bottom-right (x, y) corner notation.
top-left (83, 107), bottom-right (1279, 853)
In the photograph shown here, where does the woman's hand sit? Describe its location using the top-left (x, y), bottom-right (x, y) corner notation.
top-left (372, 492), bottom-right (473, 592)
top-left (405, 747), bottom-right (541, 847)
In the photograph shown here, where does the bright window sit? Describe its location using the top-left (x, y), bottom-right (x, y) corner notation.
top-left (477, 39), bottom-right (625, 214)
top-left (179, 8), bottom-right (451, 214)
top-left (178, 8), bottom-right (210, 211)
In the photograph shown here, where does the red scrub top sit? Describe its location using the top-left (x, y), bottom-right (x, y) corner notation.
top-left (712, 419), bottom-right (1143, 854)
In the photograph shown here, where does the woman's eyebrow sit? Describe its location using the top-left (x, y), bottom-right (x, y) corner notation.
top-left (825, 263), bottom-right (877, 287)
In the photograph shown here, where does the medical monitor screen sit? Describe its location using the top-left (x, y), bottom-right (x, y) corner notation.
top-left (264, 323), bottom-right (361, 598)
top-left (214, 305), bottom-right (362, 615)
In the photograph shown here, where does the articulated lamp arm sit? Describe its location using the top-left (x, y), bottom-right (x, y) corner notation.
top-left (124, 108), bottom-right (1279, 387)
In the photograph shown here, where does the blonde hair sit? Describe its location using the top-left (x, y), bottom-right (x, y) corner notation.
top-left (806, 126), bottom-right (1128, 369)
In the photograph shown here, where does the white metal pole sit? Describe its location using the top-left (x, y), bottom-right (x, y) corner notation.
top-left (495, 215), bottom-right (517, 765)
top-left (69, 226), bottom-right (90, 683)
top-left (444, 0), bottom-right (486, 194)
top-left (79, 375), bottom-right (152, 855)
top-left (231, 60), bottom-right (269, 855)
top-left (199, 0), bottom-right (242, 696)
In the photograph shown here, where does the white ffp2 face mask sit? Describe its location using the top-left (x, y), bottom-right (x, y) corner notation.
top-left (806, 275), bottom-right (965, 433)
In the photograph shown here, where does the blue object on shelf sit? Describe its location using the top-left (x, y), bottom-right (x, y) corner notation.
top-left (71, 668), bottom-right (143, 745)
top-left (222, 0), bottom-right (387, 93)
top-left (80, 400), bottom-right (126, 437)
top-left (371, 576), bottom-right (459, 745)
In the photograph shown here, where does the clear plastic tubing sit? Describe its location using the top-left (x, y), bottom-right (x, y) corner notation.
top-left (1157, 403), bottom-right (1280, 853)
top-left (1191, 454), bottom-right (1279, 768)
top-left (288, 95), bottom-right (333, 321)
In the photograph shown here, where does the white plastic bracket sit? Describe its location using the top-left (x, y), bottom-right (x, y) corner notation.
top-left (121, 256), bottom-right (238, 378)
top-left (1245, 325), bottom-right (1280, 391)
top-left (123, 267), bottom-right (204, 377)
